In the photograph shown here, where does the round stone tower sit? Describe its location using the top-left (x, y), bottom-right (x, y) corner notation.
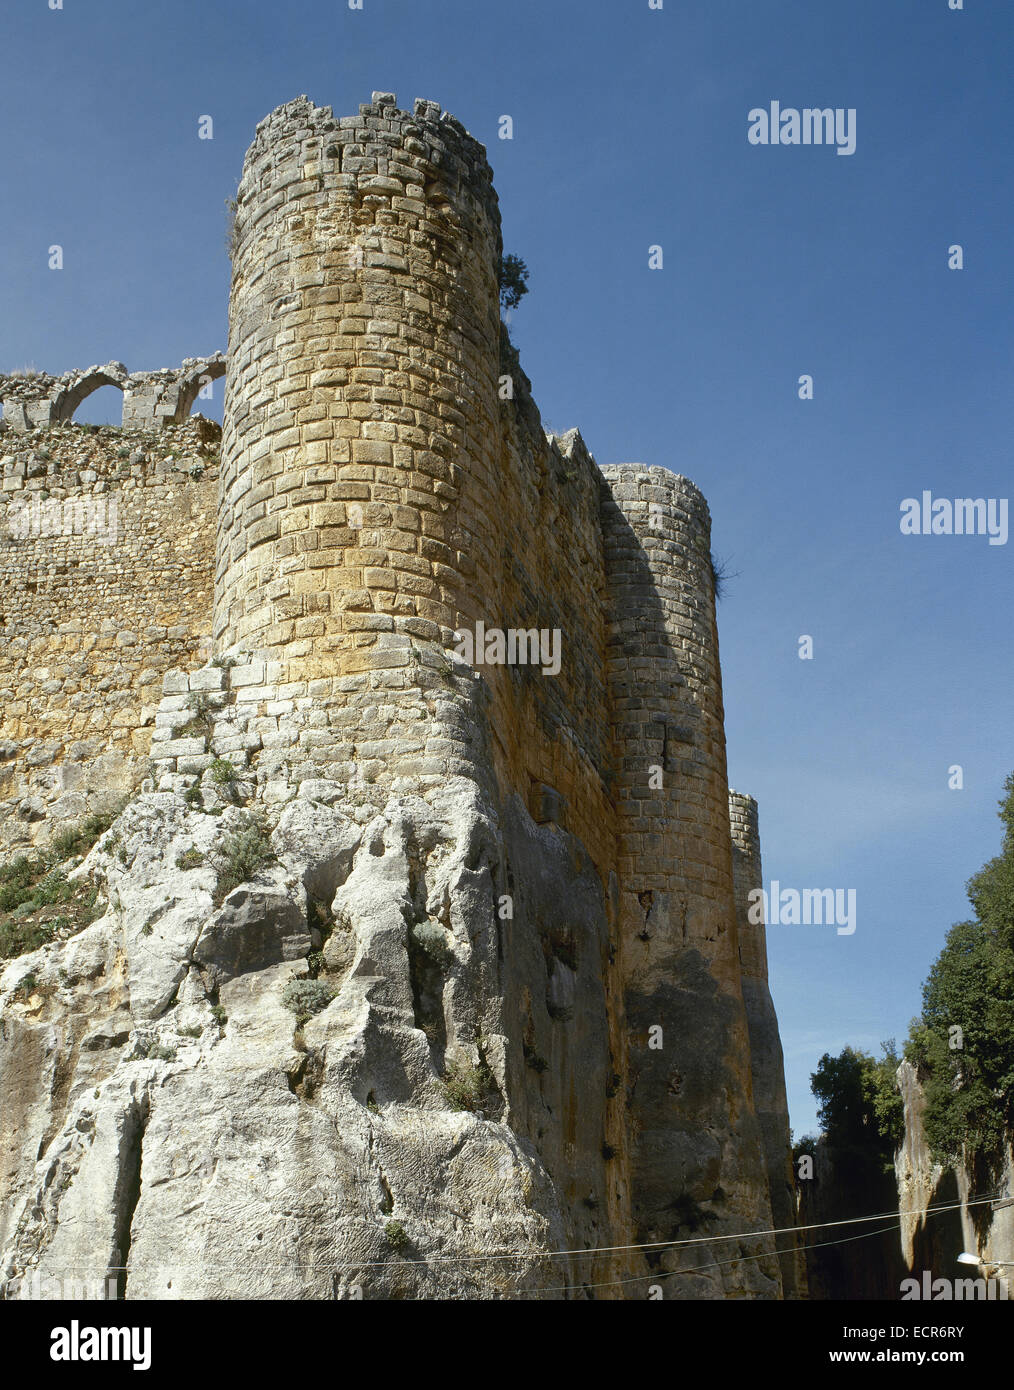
top-left (729, 790), bottom-right (768, 980)
top-left (599, 465), bottom-right (780, 1295)
top-left (729, 789), bottom-right (806, 1298)
top-left (215, 93), bottom-right (506, 784)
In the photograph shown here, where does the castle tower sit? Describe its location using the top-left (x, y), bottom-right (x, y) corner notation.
top-left (599, 466), bottom-right (781, 1295)
top-left (729, 792), bottom-right (769, 981)
top-left (216, 92), bottom-right (506, 788)
top-left (729, 790), bottom-right (806, 1298)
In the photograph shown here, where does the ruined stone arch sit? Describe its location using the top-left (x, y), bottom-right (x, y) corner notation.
top-left (176, 354), bottom-right (227, 420)
top-left (50, 362), bottom-right (130, 423)
top-left (0, 355), bottom-right (228, 431)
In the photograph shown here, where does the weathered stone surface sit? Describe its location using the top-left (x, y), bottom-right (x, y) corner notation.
top-left (193, 887), bottom-right (310, 987)
top-left (0, 780), bottom-right (620, 1298)
top-left (801, 1062), bottom-right (1014, 1299)
top-left (730, 791), bottom-right (806, 1298)
top-left (896, 1060), bottom-right (1013, 1293)
top-left (0, 418), bottom-right (220, 856)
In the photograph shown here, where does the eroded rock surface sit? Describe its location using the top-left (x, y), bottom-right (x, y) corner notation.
top-left (0, 779), bottom-right (640, 1298)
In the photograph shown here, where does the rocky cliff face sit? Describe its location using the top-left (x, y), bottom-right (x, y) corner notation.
top-left (797, 1061), bottom-right (1014, 1299)
top-left (0, 93), bottom-right (799, 1300)
top-left (895, 1060), bottom-right (1013, 1295)
top-left (795, 1134), bottom-right (904, 1301)
top-left (1, 756), bottom-right (787, 1299)
top-left (1, 776), bottom-right (625, 1298)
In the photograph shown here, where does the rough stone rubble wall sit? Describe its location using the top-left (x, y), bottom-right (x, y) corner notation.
top-left (0, 420), bottom-right (220, 854)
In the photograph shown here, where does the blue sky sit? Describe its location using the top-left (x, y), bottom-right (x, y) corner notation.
top-left (1, 0), bottom-right (1011, 1137)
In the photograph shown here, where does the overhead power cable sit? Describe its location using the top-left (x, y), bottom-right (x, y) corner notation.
top-left (516, 1217), bottom-right (910, 1297)
top-left (69, 1190), bottom-right (999, 1279)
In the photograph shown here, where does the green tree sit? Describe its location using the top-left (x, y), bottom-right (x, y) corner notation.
top-left (904, 775), bottom-right (1014, 1163)
top-left (498, 253), bottom-right (529, 314)
top-left (811, 1043), bottom-right (903, 1177)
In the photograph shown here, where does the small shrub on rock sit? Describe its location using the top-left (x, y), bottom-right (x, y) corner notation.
top-left (384, 1219), bottom-right (409, 1250)
top-left (441, 1058), bottom-right (493, 1113)
top-left (282, 977), bottom-right (336, 1027)
top-left (213, 821), bottom-right (275, 903)
top-left (409, 919), bottom-right (452, 965)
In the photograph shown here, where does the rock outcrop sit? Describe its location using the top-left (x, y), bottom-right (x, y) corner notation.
top-left (1, 781), bottom-right (617, 1298)
top-left (896, 1060), bottom-right (1013, 1295)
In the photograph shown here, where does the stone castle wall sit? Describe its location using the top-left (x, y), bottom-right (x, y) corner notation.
top-left (729, 791), bottom-right (806, 1297)
top-left (0, 419), bottom-right (220, 853)
top-left (212, 94), bottom-right (618, 866)
top-left (600, 466), bottom-right (777, 1284)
